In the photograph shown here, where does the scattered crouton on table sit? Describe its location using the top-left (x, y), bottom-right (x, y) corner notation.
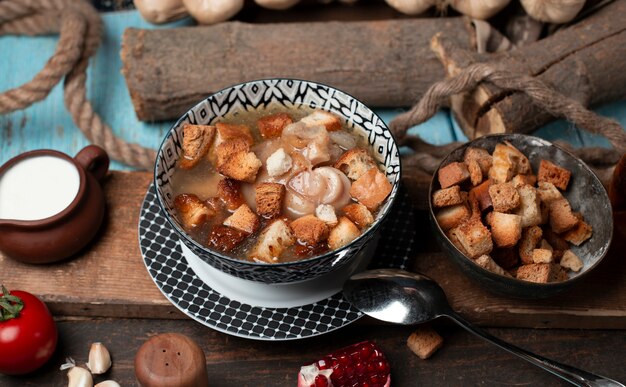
top-left (407, 326), bottom-right (444, 360)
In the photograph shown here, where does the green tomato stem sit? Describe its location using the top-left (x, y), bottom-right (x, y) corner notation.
top-left (0, 285), bottom-right (24, 321)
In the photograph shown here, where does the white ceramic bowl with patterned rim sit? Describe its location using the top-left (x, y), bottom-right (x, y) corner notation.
top-left (154, 79), bottom-right (401, 284)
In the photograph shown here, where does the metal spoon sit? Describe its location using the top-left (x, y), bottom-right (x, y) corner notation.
top-left (343, 268), bottom-right (624, 387)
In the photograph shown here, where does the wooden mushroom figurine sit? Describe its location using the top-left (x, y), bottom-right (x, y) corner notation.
top-left (134, 0), bottom-right (190, 24)
top-left (182, 0), bottom-right (245, 24)
top-left (520, 0), bottom-right (586, 23)
top-left (384, 0), bottom-right (436, 15)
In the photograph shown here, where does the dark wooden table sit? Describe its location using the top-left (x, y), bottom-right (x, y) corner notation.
top-left (1, 171), bottom-right (625, 386)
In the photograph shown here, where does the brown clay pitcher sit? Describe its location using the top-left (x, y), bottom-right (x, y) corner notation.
top-left (0, 145), bottom-right (109, 264)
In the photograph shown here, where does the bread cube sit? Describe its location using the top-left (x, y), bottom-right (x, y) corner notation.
top-left (488, 182), bottom-right (520, 212)
top-left (328, 217), bottom-right (361, 250)
top-left (255, 182), bottom-right (285, 219)
top-left (532, 248), bottom-right (554, 264)
top-left (290, 215), bottom-right (329, 245)
top-left (350, 168), bottom-right (392, 210)
top-left (446, 228), bottom-right (469, 256)
top-left (174, 193), bottom-right (216, 230)
top-left (438, 162), bottom-right (470, 189)
top-left (178, 124), bottom-right (215, 169)
top-left (207, 225), bottom-right (248, 252)
top-left (223, 204), bottom-right (261, 234)
top-left (436, 204), bottom-right (470, 231)
top-left (469, 180), bottom-right (492, 212)
top-left (511, 174), bottom-right (537, 188)
top-left (560, 250), bottom-right (583, 272)
top-left (538, 159), bottom-right (571, 190)
top-left (258, 112), bottom-right (293, 139)
top-left (217, 178), bottom-right (244, 211)
top-left (488, 212), bottom-right (522, 248)
top-left (249, 220), bottom-right (295, 263)
top-left (343, 203), bottom-right (374, 229)
top-left (514, 184), bottom-right (542, 227)
top-left (489, 142), bottom-right (531, 183)
top-left (463, 146), bottom-right (492, 175)
top-left (216, 150), bottom-right (262, 183)
top-left (407, 326), bottom-right (444, 360)
top-left (452, 219), bottom-right (493, 258)
top-left (432, 185), bottom-right (467, 208)
top-left (216, 138), bottom-right (250, 167)
top-left (475, 254), bottom-right (511, 277)
top-left (519, 226), bottom-right (543, 264)
top-left (562, 214), bottom-right (592, 246)
top-left (491, 247), bottom-right (520, 270)
top-left (215, 122), bottom-right (254, 146)
top-left (542, 228), bottom-right (568, 261)
top-left (537, 182), bottom-right (563, 204)
top-left (516, 263), bottom-right (568, 283)
top-left (315, 204), bottom-right (338, 227)
top-left (467, 159), bottom-right (483, 186)
top-left (266, 148), bottom-right (293, 177)
top-left (548, 198), bottom-right (578, 233)
top-left (300, 110), bottom-right (342, 131)
top-left (334, 148), bottom-right (377, 181)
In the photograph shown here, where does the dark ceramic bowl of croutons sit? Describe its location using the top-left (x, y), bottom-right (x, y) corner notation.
top-left (154, 79), bottom-right (401, 284)
top-left (428, 134), bottom-right (612, 298)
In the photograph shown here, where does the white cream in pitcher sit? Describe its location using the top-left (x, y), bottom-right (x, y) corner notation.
top-left (0, 156), bottom-right (80, 221)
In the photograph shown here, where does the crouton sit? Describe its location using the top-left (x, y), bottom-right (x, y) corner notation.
top-left (334, 148), bottom-right (377, 181)
top-left (489, 142), bottom-right (531, 183)
top-left (174, 193), bottom-right (216, 230)
top-left (538, 159), bottom-right (571, 191)
top-left (215, 122), bottom-right (254, 146)
top-left (328, 217), bottom-right (361, 250)
top-left (216, 150), bottom-right (262, 183)
top-left (543, 228), bottom-right (568, 261)
top-left (539, 200), bottom-right (550, 225)
top-left (438, 162), bottom-right (470, 189)
top-left (491, 248), bottom-right (519, 270)
top-left (315, 204), bottom-right (338, 227)
top-left (407, 326), bottom-right (444, 360)
top-left (216, 138), bottom-right (250, 167)
top-left (548, 198), bottom-right (578, 233)
top-left (266, 148), bottom-right (293, 177)
top-left (255, 182), bottom-right (285, 219)
top-left (540, 239), bottom-right (553, 252)
top-left (432, 185), bottom-right (467, 208)
top-left (467, 159), bottom-right (483, 186)
top-left (223, 204), bottom-right (261, 234)
top-left (436, 204), bottom-right (471, 231)
top-left (519, 226), bottom-right (543, 264)
top-left (489, 182), bottom-right (520, 212)
top-left (532, 248), bottom-right (553, 263)
top-left (300, 110), bottom-right (342, 131)
top-left (350, 168), bottom-right (392, 210)
top-left (475, 255), bottom-right (511, 277)
top-left (516, 263), bottom-right (568, 283)
top-left (217, 178), bottom-right (244, 211)
top-left (511, 174), bottom-right (537, 188)
top-left (290, 215), bottom-right (329, 245)
top-left (178, 124), bottom-right (215, 169)
top-left (249, 220), bottom-right (295, 263)
top-left (560, 250), bottom-right (583, 272)
top-left (515, 184), bottom-right (542, 227)
top-left (343, 203), bottom-right (374, 229)
top-left (452, 218), bottom-right (493, 258)
top-left (469, 180), bottom-right (492, 212)
top-left (488, 212), bottom-right (522, 248)
top-left (257, 112), bottom-right (293, 139)
top-left (446, 227), bottom-right (468, 255)
top-left (207, 225), bottom-right (248, 252)
top-left (463, 147), bottom-right (492, 175)
top-left (562, 214), bottom-right (593, 246)
top-left (537, 182), bottom-right (563, 204)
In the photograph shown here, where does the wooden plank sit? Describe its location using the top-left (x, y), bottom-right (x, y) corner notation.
top-left (1, 171), bottom-right (625, 329)
top-left (0, 318), bottom-right (625, 386)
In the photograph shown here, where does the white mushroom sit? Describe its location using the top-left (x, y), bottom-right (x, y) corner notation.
top-left (134, 0), bottom-right (189, 24)
top-left (182, 0), bottom-right (244, 25)
top-left (520, 0), bottom-right (585, 23)
top-left (384, 0), bottom-right (435, 15)
top-left (448, 0), bottom-right (511, 20)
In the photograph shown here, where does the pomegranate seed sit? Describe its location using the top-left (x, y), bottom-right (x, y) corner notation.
top-left (314, 375), bottom-right (329, 387)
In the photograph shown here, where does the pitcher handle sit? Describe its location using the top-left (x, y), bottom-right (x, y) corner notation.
top-left (75, 145), bottom-right (110, 183)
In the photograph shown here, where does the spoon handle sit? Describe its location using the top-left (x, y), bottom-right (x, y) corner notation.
top-left (446, 311), bottom-right (624, 387)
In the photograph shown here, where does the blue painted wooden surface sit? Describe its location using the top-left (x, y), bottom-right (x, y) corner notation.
top-left (0, 11), bottom-right (623, 170)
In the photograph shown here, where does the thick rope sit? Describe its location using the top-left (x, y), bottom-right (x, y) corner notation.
top-left (0, 0), bottom-right (156, 170)
top-left (390, 62), bottom-right (626, 172)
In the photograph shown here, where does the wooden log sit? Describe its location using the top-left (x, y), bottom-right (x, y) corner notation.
top-left (433, 0), bottom-right (626, 139)
top-left (121, 19), bottom-right (473, 121)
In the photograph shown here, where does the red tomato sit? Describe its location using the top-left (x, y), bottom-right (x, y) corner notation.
top-left (0, 288), bottom-right (58, 375)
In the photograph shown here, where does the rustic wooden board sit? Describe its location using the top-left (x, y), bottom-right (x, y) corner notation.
top-left (2, 171), bottom-right (625, 329)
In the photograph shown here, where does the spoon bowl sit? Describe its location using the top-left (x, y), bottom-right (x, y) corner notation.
top-left (344, 268), bottom-right (624, 387)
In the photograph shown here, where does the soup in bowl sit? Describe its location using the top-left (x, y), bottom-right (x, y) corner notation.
top-left (154, 79), bottom-right (401, 284)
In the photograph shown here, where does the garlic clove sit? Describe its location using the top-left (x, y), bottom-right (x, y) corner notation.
top-left (61, 358), bottom-right (93, 387)
top-left (86, 342), bottom-right (112, 375)
top-left (384, 0), bottom-right (436, 15)
top-left (134, 0), bottom-right (190, 24)
top-left (520, 0), bottom-right (585, 24)
top-left (449, 0), bottom-right (512, 20)
top-left (95, 381), bottom-right (121, 387)
top-left (182, 0), bottom-right (245, 25)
